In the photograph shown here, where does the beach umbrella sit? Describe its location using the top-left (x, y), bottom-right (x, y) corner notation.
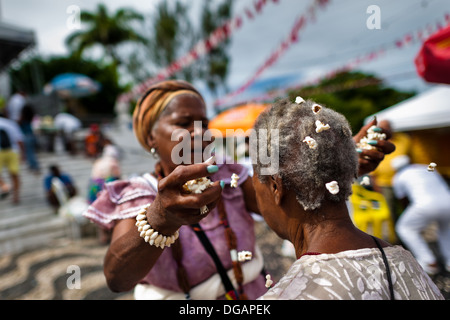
top-left (44, 73), bottom-right (101, 98)
top-left (415, 25), bottom-right (450, 85)
top-left (208, 103), bottom-right (269, 136)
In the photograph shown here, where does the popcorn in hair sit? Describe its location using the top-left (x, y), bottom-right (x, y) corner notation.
top-left (253, 98), bottom-right (358, 211)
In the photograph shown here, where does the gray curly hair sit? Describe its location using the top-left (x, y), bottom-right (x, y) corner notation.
top-left (252, 98), bottom-right (359, 211)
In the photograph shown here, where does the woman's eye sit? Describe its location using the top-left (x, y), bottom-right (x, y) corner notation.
top-left (175, 121), bottom-right (208, 128)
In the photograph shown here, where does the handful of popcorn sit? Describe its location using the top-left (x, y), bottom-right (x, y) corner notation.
top-left (356, 125), bottom-right (386, 150)
top-left (182, 177), bottom-right (213, 214)
top-left (182, 177), bottom-right (213, 194)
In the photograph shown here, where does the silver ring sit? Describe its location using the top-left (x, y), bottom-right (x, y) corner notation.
top-left (200, 206), bottom-right (209, 215)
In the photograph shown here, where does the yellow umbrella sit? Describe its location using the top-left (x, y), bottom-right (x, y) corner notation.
top-left (209, 103), bottom-right (269, 136)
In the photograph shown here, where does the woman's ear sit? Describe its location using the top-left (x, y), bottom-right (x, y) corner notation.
top-left (270, 175), bottom-right (284, 206)
top-left (146, 130), bottom-right (156, 150)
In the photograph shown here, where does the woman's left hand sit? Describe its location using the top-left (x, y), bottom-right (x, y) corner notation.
top-left (147, 163), bottom-right (224, 235)
top-left (353, 118), bottom-right (396, 176)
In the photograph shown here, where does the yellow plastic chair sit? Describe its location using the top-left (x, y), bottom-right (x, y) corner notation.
top-left (350, 184), bottom-right (397, 243)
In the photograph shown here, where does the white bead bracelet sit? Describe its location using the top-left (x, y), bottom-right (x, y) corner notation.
top-left (135, 207), bottom-right (180, 249)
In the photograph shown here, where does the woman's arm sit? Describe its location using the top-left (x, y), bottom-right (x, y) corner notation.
top-left (103, 163), bottom-right (223, 292)
top-left (103, 218), bottom-right (164, 292)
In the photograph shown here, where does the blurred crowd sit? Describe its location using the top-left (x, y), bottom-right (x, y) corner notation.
top-left (0, 91), bottom-right (121, 226)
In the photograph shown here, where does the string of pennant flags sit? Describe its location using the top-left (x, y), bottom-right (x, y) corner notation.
top-left (117, 0), bottom-right (449, 110)
top-left (214, 12), bottom-right (450, 108)
top-left (117, 0), bottom-right (284, 104)
top-left (213, 0), bottom-right (332, 108)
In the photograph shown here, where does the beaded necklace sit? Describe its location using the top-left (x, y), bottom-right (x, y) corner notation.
top-left (154, 163), bottom-right (247, 300)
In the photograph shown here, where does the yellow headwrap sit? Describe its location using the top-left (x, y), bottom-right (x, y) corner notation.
top-left (132, 80), bottom-right (204, 153)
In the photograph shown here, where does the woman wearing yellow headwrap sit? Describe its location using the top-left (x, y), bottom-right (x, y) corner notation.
top-left (84, 80), bottom-right (267, 300)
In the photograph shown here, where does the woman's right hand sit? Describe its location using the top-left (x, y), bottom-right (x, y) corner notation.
top-left (146, 163), bottom-right (223, 235)
top-left (353, 118), bottom-right (396, 176)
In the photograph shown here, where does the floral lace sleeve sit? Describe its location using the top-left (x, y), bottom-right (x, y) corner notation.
top-left (83, 176), bottom-right (156, 230)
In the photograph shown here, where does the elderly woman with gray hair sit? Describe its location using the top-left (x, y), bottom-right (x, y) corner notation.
top-left (84, 78), bottom-right (433, 301)
top-left (254, 98), bottom-right (443, 300)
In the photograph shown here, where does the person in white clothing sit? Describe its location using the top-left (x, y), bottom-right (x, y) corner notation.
top-left (391, 155), bottom-right (450, 275)
top-left (6, 91), bottom-right (27, 122)
top-left (54, 111), bottom-right (82, 154)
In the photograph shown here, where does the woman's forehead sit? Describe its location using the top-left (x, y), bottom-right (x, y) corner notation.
top-left (164, 94), bottom-right (207, 117)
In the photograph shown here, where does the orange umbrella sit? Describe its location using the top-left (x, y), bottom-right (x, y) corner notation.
top-left (209, 103), bottom-right (269, 136)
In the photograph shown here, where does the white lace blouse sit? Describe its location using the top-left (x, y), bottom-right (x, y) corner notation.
top-left (259, 245), bottom-right (443, 300)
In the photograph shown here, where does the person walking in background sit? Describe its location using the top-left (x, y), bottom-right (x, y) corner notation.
top-left (54, 110), bottom-right (82, 155)
top-left (6, 90), bottom-right (27, 122)
top-left (84, 123), bottom-right (105, 158)
top-left (391, 155), bottom-right (450, 275)
top-left (19, 103), bottom-right (40, 174)
top-left (0, 112), bottom-right (25, 204)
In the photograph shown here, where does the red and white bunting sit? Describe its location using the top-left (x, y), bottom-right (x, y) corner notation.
top-left (214, 11), bottom-right (450, 108)
top-left (213, 0), bottom-right (331, 107)
top-left (117, 0), bottom-right (282, 103)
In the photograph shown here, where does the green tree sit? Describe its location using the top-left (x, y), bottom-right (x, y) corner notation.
top-left (151, 1), bottom-right (191, 69)
top-left (66, 3), bottom-right (147, 65)
top-left (197, 0), bottom-right (233, 96)
top-left (288, 71), bottom-right (416, 132)
top-left (146, 1), bottom-right (194, 82)
top-left (141, 0), bottom-right (233, 93)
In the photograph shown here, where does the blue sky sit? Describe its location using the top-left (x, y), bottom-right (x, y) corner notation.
top-left (2, 0), bottom-right (449, 109)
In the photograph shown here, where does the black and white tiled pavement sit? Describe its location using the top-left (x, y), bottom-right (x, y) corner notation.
top-left (0, 126), bottom-right (153, 299)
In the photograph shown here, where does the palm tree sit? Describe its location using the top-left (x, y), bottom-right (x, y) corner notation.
top-left (148, 1), bottom-right (194, 81)
top-left (151, 1), bottom-right (191, 69)
top-left (66, 3), bottom-right (147, 65)
top-left (198, 0), bottom-right (233, 96)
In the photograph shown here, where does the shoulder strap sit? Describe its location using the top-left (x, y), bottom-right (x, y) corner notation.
top-left (372, 236), bottom-right (395, 300)
top-left (191, 223), bottom-right (239, 299)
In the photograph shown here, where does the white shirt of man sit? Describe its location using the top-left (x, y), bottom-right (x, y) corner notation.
top-left (6, 93), bottom-right (26, 122)
top-left (392, 164), bottom-right (450, 206)
top-left (54, 113), bottom-right (82, 134)
top-left (0, 117), bottom-right (24, 152)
